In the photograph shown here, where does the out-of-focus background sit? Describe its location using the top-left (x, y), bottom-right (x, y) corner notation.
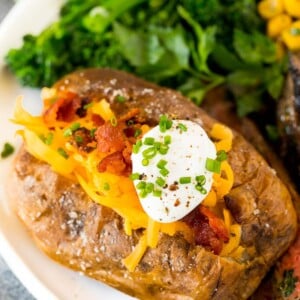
top-left (0, 2), bottom-right (35, 299)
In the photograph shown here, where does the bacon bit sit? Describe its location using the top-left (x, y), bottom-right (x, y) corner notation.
top-left (43, 91), bottom-right (82, 124)
top-left (183, 205), bottom-right (229, 254)
top-left (97, 151), bottom-right (127, 175)
top-left (199, 206), bottom-right (229, 243)
top-left (96, 122), bottom-right (126, 153)
top-left (91, 114), bottom-right (105, 126)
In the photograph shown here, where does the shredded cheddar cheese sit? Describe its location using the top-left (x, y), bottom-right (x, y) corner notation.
top-left (13, 94), bottom-right (241, 272)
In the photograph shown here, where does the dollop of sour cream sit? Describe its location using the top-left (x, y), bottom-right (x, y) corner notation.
top-left (131, 119), bottom-right (216, 223)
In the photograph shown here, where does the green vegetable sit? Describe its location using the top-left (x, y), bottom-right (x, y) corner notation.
top-left (5, 0), bottom-right (287, 117)
top-left (205, 158), bottom-right (221, 174)
top-left (1, 143), bottom-right (15, 158)
top-left (279, 269), bottom-right (298, 297)
top-left (57, 147), bottom-right (69, 159)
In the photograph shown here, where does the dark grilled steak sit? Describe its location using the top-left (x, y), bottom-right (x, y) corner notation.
top-left (277, 53), bottom-right (300, 188)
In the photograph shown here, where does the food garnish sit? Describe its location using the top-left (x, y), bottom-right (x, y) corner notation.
top-left (12, 89), bottom-right (239, 272)
top-left (1, 142), bottom-right (15, 158)
top-left (5, 0), bottom-right (286, 116)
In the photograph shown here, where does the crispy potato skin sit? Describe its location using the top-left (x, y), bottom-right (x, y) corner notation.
top-left (8, 69), bottom-right (297, 299)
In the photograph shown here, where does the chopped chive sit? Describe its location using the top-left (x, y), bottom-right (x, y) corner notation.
top-left (142, 158), bottom-right (149, 166)
top-left (144, 137), bottom-right (155, 145)
top-left (1, 143), bottom-right (14, 158)
top-left (142, 146), bottom-right (157, 159)
top-left (160, 168), bottom-right (169, 177)
top-left (159, 115), bottom-right (172, 133)
top-left (64, 122), bottom-right (80, 137)
top-left (154, 141), bottom-right (162, 149)
top-left (155, 177), bottom-right (165, 187)
top-left (179, 177), bottom-right (191, 184)
top-left (83, 102), bottom-right (93, 109)
top-left (63, 128), bottom-right (72, 137)
top-left (164, 135), bottom-right (171, 144)
top-left (195, 184), bottom-right (207, 194)
top-left (110, 116), bottom-right (118, 127)
top-left (156, 159), bottom-right (167, 169)
top-left (205, 158), bottom-right (221, 174)
top-left (139, 190), bottom-right (148, 198)
top-left (178, 123), bottom-right (187, 132)
top-left (103, 182), bottom-right (110, 190)
top-left (196, 175), bottom-right (206, 185)
top-left (90, 128), bottom-right (97, 138)
top-left (145, 182), bottom-right (154, 193)
top-left (153, 189), bottom-right (162, 197)
top-left (127, 119), bottom-right (134, 126)
top-left (44, 132), bottom-right (54, 145)
top-left (132, 140), bottom-right (142, 154)
top-left (115, 95), bottom-right (126, 103)
top-left (70, 122), bottom-right (80, 131)
top-left (75, 135), bottom-right (83, 144)
top-left (291, 28), bottom-right (300, 36)
top-left (134, 128), bottom-right (142, 138)
top-left (136, 181), bottom-right (146, 190)
top-left (129, 173), bottom-right (140, 180)
top-left (57, 148), bottom-right (69, 159)
top-left (217, 150), bottom-right (227, 162)
top-left (158, 144), bottom-right (169, 155)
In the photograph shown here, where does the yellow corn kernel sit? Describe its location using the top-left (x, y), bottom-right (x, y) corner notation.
top-left (258, 0), bottom-right (284, 19)
top-left (282, 20), bottom-right (300, 51)
top-left (283, 0), bottom-right (300, 18)
top-left (267, 14), bottom-right (292, 38)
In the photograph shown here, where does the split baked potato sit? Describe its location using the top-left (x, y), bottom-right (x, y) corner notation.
top-left (8, 69), bottom-right (297, 299)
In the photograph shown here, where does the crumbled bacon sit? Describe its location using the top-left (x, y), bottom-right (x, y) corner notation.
top-left (97, 152), bottom-right (127, 175)
top-left (96, 122), bottom-right (126, 153)
top-left (183, 205), bottom-right (229, 254)
top-left (43, 91), bottom-right (82, 124)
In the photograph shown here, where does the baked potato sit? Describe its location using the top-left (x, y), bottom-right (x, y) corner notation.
top-left (8, 68), bottom-right (297, 299)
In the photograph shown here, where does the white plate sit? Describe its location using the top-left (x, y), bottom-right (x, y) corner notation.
top-left (0, 1), bottom-right (134, 299)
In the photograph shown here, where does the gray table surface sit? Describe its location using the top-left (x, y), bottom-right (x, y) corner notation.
top-left (1, 1), bottom-right (36, 299)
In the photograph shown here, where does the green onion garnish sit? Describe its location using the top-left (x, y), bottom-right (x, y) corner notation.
top-left (132, 140), bottom-right (142, 154)
top-left (130, 173), bottom-right (140, 180)
top-left (115, 95), bottom-right (126, 103)
top-left (179, 177), bottom-right (191, 184)
top-left (142, 158), bottom-right (149, 166)
top-left (103, 182), bottom-right (110, 190)
top-left (139, 190), bottom-right (148, 198)
top-left (41, 132), bottom-right (54, 145)
top-left (156, 159), bottom-right (167, 169)
top-left (205, 158), bottom-right (221, 174)
top-left (142, 147), bottom-right (157, 159)
top-left (110, 116), bottom-right (118, 127)
top-left (83, 102), bottom-right (93, 109)
top-left (145, 182), bottom-right (154, 193)
top-left (164, 135), bottom-right (171, 145)
top-left (90, 128), bottom-right (97, 138)
top-left (64, 122), bottom-right (80, 137)
top-left (159, 115), bottom-right (173, 133)
top-left (1, 143), bottom-right (14, 158)
top-left (160, 168), bottom-right (169, 177)
top-left (195, 184), bottom-right (207, 194)
top-left (154, 141), bottom-right (162, 149)
top-left (144, 137), bottom-right (155, 145)
top-left (196, 175), bottom-right (206, 185)
top-left (136, 181), bottom-right (146, 190)
top-left (134, 129), bottom-right (142, 138)
top-left (216, 150), bottom-right (227, 162)
top-left (155, 177), bottom-right (165, 187)
top-left (57, 148), bottom-right (69, 159)
top-left (75, 135), bottom-right (83, 144)
top-left (158, 144), bottom-right (169, 155)
top-left (178, 123), bottom-right (187, 132)
top-left (153, 189), bottom-right (162, 197)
